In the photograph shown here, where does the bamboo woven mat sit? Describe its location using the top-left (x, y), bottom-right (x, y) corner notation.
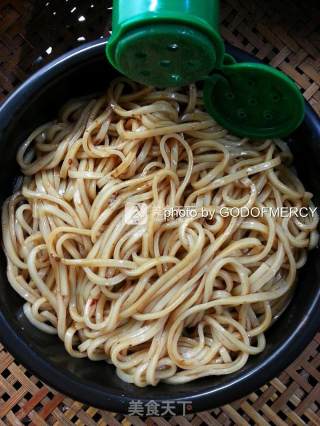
top-left (0, 0), bottom-right (319, 424)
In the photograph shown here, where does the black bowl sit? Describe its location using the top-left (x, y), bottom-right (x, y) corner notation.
top-left (0, 39), bottom-right (319, 415)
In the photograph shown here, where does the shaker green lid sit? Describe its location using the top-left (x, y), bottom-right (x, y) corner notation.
top-left (112, 24), bottom-right (218, 87)
top-left (203, 62), bottom-right (305, 139)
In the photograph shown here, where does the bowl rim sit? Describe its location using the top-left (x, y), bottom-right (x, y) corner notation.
top-left (0, 38), bottom-right (319, 414)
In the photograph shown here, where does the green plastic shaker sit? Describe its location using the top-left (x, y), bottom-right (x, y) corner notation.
top-left (107, 0), bottom-right (224, 87)
top-left (106, 0), bottom-right (305, 139)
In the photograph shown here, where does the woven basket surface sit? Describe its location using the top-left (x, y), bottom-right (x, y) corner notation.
top-left (0, 0), bottom-right (319, 424)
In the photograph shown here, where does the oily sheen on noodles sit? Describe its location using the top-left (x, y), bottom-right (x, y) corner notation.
top-left (2, 78), bottom-right (318, 387)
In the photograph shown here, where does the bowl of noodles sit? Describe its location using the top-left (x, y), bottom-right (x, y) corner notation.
top-left (0, 39), bottom-right (319, 414)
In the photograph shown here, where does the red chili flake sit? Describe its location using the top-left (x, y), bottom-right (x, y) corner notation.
top-left (90, 299), bottom-right (97, 307)
top-left (68, 159), bottom-right (73, 165)
top-left (124, 119), bottom-right (135, 130)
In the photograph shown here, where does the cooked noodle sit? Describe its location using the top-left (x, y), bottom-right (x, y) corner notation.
top-left (2, 78), bottom-right (318, 386)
